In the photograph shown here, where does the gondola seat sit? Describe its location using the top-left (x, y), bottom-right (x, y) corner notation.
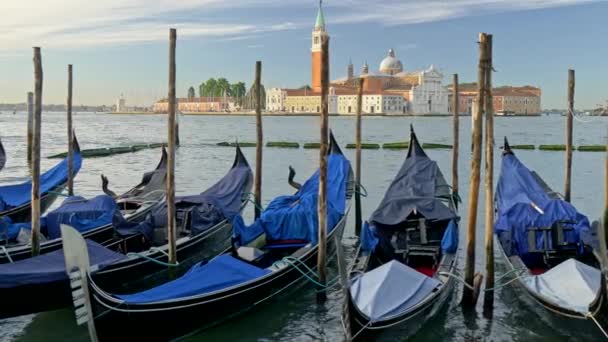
top-left (526, 221), bottom-right (578, 268)
top-left (392, 219), bottom-right (442, 268)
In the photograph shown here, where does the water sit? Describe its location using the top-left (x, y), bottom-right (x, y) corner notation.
top-left (0, 112), bottom-right (606, 341)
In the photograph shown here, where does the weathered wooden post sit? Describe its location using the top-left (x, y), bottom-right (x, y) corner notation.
top-left (67, 64), bottom-right (74, 196)
top-left (254, 61), bottom-right (263, 220)
top-left (31, 47), bottom-right (43, 256)
top-left (452, 74), bottom-right (459, 208)
top-left (601, 131), bottom-right (608, 272)
top-left (565, 69), bottom-right (574, 202)
top-left (166, 28), bottom-right (177, 265)
top-left (483, 35), bottom-right (495, 313)
top-left (462, 33), bottom-right (489, 307)
top-left (317, 34), bottom-right (330, 303)
top-left (27, 92), bottom-right (34, 169)
top-left (354, 77), bottom-right (364, 237)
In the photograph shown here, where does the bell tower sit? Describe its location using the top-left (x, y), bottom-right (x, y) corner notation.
top-left (311, 0), bottom-right (328, 92)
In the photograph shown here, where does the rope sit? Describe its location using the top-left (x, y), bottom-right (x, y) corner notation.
top-left (350, 321), bottom-right (372, 340)
top-left (586, 311), bottom-right (608, 339)
top-left (439, 268), bottom-right (527, 292)
top-left (355, 183), bottom-right (368, 197)
top-left (243, 192), bottom-right (264, 211)
top-left (272, 256), bottom-right (339, 291)
top-left (48, 191), bottom-right (72, 197)
top-left (0, 246), bottom-right (13, 263)
top-left (126, 247), bottom-right (179, 267)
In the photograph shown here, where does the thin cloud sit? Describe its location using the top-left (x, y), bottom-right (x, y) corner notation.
top-left (0, 0), bottom-right (597, 52)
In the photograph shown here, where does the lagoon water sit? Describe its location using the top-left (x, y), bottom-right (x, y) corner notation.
top-left (0, 112), bottom-right (606, 341)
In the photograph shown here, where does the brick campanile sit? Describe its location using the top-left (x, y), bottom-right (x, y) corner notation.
top-left (311, 1), bottom-right (328, 92)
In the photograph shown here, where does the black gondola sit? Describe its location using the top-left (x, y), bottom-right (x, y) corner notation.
top-left (343, 126), bottom-right (460, 341)
top-left (0, 146), bottom-right (168, 264)
top-left (0, 137), bottom-right (5, 172)
top-left (0, 145), bottom-right (253, 319)
top-left (61, 134), bottom-right (353, 341)
top-left (0, 136), bottom-right (82, 222)
top-left (495, 138), bottom-right (608, 340)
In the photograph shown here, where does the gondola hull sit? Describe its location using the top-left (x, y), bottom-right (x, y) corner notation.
top-left (346, 256), bottom-right (457, 341)
top-left (0, 219), bottom-right (234, 319)
top-left (0, 183), bottom-right (66, 223)
top-left (497, 243), bottom-right (608, 341)
top-left (88, 214), bottom-right (348, 342)
top-left (0, 199), bottom-right (155, 264)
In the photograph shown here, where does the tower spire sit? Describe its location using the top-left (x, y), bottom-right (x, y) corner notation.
top-left (315, 0), bottom-right (326, 31)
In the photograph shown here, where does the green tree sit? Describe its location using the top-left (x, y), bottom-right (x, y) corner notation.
top-left (299, 85), bottom-right (312, 90)
top-left (230, 82), bottom-right (246, 105)
top-left (204, 78), bottom-right (218, 97)
top-left (216, 78), bottom-right (231, 97)
top-left (187, 86), bottom-right (195, 99)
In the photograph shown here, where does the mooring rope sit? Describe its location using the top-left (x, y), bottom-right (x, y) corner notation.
top-left (439, 268), bottom-right (526, 292)
top-left (586, 311), bottom-right (608, 339)
top-left (0, 246), bottom-right (13, 263)
top-left (272, 256), bottom-right (340, 291)
top-left (126, 247), bottom-right (179, 267)
top-left (243, 192), bottom-right (264, 211)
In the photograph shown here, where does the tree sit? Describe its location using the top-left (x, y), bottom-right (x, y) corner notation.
top-left (216, 78), bottom-right (231, 97)
top-left (231, 82), bottom-right (246, 105)
top-left (299, 85), bottom-right (312, 90)
top-left (187, 86), bottom-right (195, 99)
top-left (203, 78), bottom-right (218, 97)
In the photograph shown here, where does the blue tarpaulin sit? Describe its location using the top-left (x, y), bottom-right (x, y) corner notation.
top-left (441, 219), bottom-right (458, 253)
top-left (0, 151), bottom-right (82, 212)
top-left (117, 254), bottom-right (270, 303)
top-left (45, 195), bottom-right (117, 239)
top-left (233, 152), bottom-right (351, 246)
top-left (116, 147), bottom-right (252, 239)
top-left (0, 239), bottom-right (125, 288)
top-left (361, 222), bottom-right (379, 252)
top-left (495, 153), bottom-right (591, 256)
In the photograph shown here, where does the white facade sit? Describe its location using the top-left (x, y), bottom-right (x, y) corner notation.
top-left (116, 95), bottom-right (126, 112)
top-left (337, 94), bottom-right (405, 115)
top-left (266, 88), bottom-right (286, 112)
top-left (408, 65), bottom-right (448, 115)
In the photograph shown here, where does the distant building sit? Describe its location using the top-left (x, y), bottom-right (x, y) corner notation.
top-left (116, 94), bottom-right (126, 112)
top-left (267, 2), bottom-right (447, 115)
top-left (153, 97), bottom-right (236, 113)
top-left (447, 84), bottom-right (542, 115)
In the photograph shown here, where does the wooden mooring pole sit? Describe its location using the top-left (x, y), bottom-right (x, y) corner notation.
top-left (166, 28), bottom-right (177, 265)
top-left (565, 69), bottom-right (574, 202)
top-left (483, 35), bottom-right (495, 314)
top-left (354, 77), bottom-right (364, 237)
top-left (67, 64), bottom-right (74, 196)
top-left (27, 91), bottom-right (34, 169)
top-left (462, 33), bottom-right (489, 307)
top-left (316, 34), bottom-right (330, 303)
top-left (31, 47), bottom-right (43, 257)
top-left (452, 74), bottom-right (459, 208)
top-left (254, 61), bottom-right (263, 220)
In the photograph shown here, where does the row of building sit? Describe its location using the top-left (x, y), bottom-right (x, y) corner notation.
top-left (153, 2), bottom-right (541, 116)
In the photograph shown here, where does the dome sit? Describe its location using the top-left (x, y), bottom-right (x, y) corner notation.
top-left (379, 49), bottom-right (403, 75)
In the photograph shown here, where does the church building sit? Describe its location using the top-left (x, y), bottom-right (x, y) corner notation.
top-left (266, 1), bottom-right (449, 115)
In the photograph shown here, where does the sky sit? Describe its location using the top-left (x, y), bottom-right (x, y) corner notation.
top-left (0, 0), bottom-right (606, 109)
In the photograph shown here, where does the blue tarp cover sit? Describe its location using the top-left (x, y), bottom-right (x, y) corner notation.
top-left (360, 222), bottom-right (379, 252)
top-left (0, 239), bottom-right (125, 288)
top-left (441, 219), bottom-right (458, 253)
top-left (233, 153), bottom-right (350, 246)
top-left (117, 254), bottom-right (270, 303)
top-left (45, 195), bottom-right (117, 239)
top-left (117, 149), bottom-right (252, 239)
top-left (350, 260), bottom-right (441, 322)
top-left (495, 153), bottom-right (591, 256)
top-left (0, 151), bottom-right (82, 211)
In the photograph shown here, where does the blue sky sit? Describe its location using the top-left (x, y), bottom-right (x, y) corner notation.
top-left (0, 0), bottom-right (606, 109)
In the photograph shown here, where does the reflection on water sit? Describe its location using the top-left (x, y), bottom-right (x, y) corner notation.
top-left (0, 112), bottom-right (605, 341)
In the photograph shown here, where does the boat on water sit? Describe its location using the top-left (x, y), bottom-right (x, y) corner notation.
top-left (0, 145), bottom-right (253, 319)
top-left (61, 133), bottom-right (353, 341)
top-left (0, 136), bottom-right (82, 223)
top-left (0, 137), bottom-right (5, 172)
top-left (0, 147), bottom-right (167, 264)
top-left (495, 138), bottom-right (608, 339)
top-left (343, 126), bottom-right (460, 341)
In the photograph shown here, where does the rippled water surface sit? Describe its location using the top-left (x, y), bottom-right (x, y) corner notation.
top-left (0, 112), bottom-right (606, 341)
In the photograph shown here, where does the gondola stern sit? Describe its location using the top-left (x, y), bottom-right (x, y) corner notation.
top-left (0, 136), bottom-right (5, 171)
top-left (329, 130), bottom-right (344, 155)
top-left (72, 131), bottom-right (81, 154)
top-left (503, 137), bottom-right (514, 156)
top-left (232, 143), bottom-right (250, 169)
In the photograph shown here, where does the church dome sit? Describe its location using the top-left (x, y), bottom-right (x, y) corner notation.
top-left (379, 49), bottom-right (403, 75)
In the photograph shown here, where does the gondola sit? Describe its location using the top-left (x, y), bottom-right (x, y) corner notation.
top-left (343, 126), bottom-right (460, 341)
top-left (494, 138), bottom-right (608, 340)
top-left (61, 133), bottom-right (353, 341)
top-left (0, 136), bottom-right (82, 222)
top-left (0, 146), bottom-right (168, 264)
top-left (0, 137), bottom-right (6, 172)
top-left (0, 145), bottom-right (253, 319)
